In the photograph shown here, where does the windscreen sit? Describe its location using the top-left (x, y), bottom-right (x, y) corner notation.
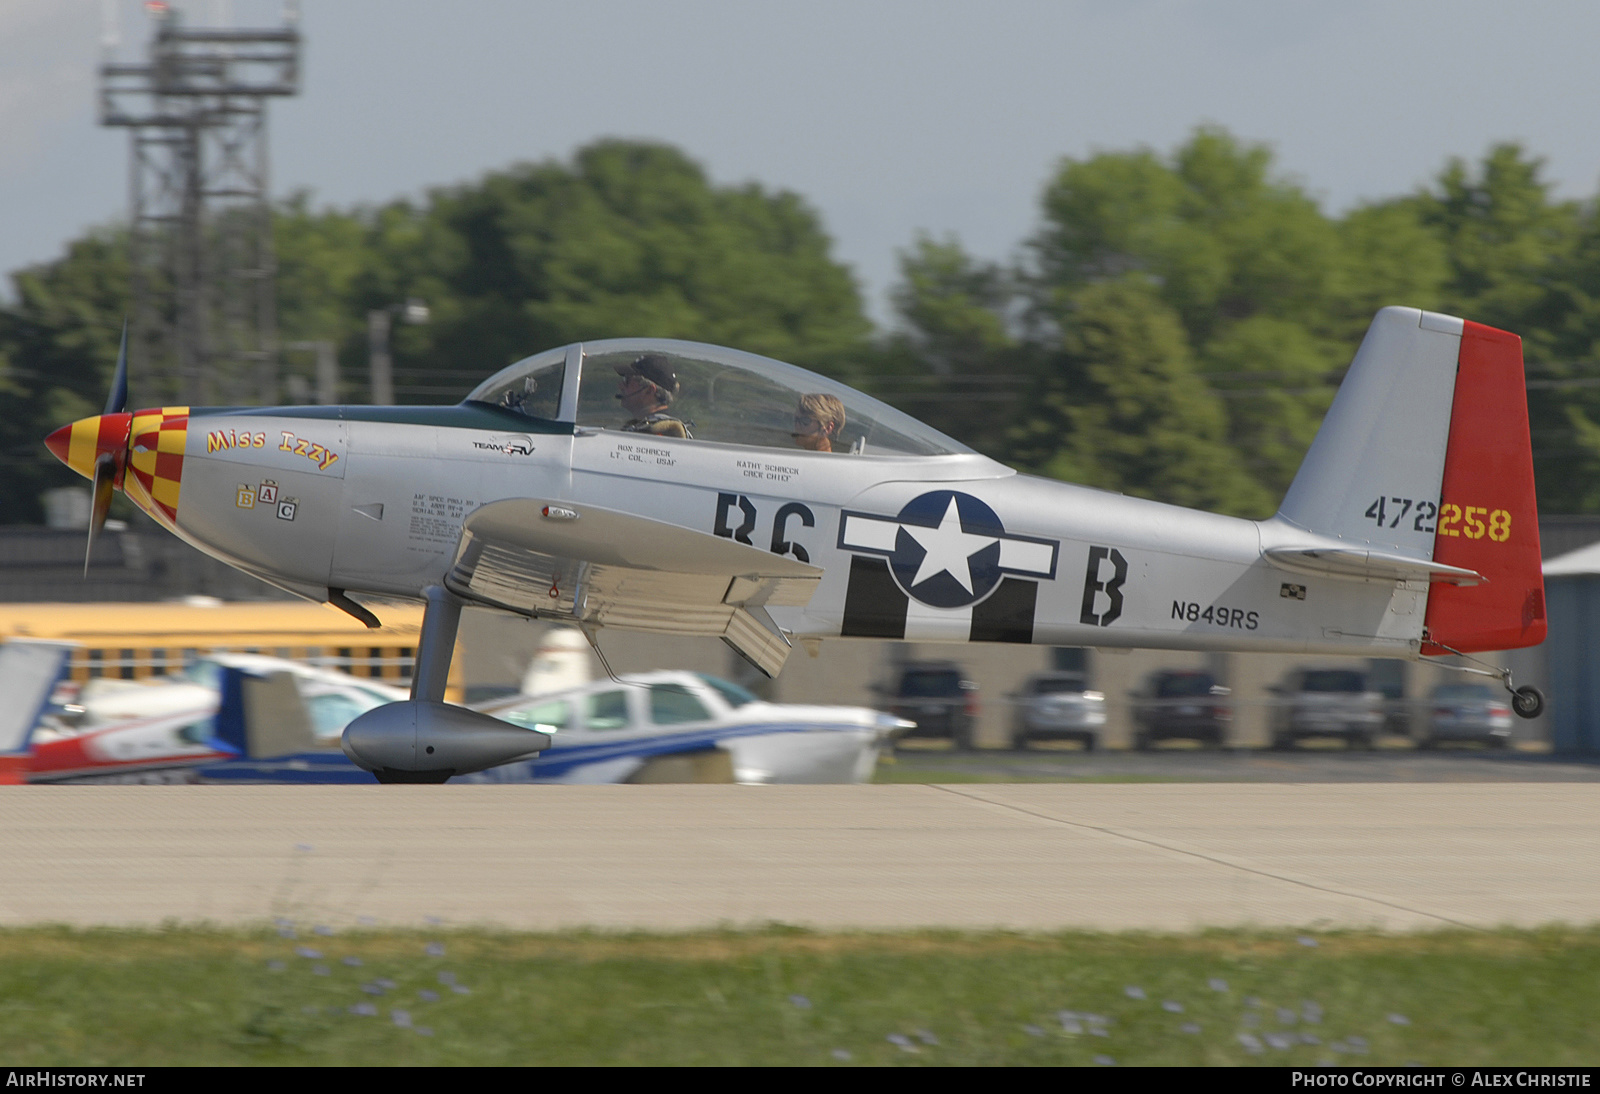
top-left (464, 347), bottom-right (567, 420)
top-left (699, 675), bottom-right (757, 708)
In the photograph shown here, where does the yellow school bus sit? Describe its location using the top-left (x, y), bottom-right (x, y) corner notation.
top-left (0, 599), bottom-right (461, 699)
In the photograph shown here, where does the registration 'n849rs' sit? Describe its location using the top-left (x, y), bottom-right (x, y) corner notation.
top-left (1172, 601), bottom-right (1259, 630)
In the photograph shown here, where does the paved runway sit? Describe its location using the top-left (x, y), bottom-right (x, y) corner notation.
top-left (2, 784), bottom-right (1595, 932)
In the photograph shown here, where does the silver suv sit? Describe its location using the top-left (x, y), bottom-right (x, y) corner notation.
top-left (1269, 668), bottom-right (1384, 750)
top-left (1009, 672), bottom-right (1106, 750)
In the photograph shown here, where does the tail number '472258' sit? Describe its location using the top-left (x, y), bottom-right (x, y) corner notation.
top-left (1365, 497), bottom-right (1512, 542)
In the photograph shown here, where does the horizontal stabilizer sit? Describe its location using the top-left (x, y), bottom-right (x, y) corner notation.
top-left (1263, 546), bottom-right (1483, 586)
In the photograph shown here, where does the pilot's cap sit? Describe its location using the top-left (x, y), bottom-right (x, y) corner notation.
top-left (614, 354), bottom-right (680, 399)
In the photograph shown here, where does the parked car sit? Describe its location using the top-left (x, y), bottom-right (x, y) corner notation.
top-left (1268, 668), bottom-right (1385, 749)
top-left (1010, 672), bottom-right (1105, 750)
top-left (1418, 683), bottom-right (1514, 749)
top-left (1130, 670), bottom-right (1231, 749)
top-left (884, 661), bottom-right (979, 749)
top-left (471, 671), bottom-right (909, 783)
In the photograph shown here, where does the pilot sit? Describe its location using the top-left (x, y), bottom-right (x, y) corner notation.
top-left (616, 355), bottom-right (689, 438)
top-left (793, 393), bottom-right (845, 453)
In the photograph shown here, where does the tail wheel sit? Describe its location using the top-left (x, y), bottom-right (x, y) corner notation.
top-left (1511, 685), bottom-right (1545, 720)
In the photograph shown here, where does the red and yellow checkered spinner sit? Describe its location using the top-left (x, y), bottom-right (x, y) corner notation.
top-left (44, 408), bottom-right (189, 529)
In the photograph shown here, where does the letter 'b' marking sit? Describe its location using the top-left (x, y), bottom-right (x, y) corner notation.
top-left (1079, 546), bottom-right (1127, 627)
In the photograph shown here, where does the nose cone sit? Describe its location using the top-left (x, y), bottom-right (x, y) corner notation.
top-left (44, 413), bottom-right (132, 481)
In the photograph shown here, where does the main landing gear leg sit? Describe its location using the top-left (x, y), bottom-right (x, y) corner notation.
top-left (343, 584), bottom-right (551, 782)
top-left (411, 585), bottom-right (464, 703)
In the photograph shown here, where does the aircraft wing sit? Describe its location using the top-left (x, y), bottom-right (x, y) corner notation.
top-left (445, 499), bottom-right (823, 677)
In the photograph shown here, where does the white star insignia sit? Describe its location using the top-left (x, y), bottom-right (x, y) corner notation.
top-left (904, 497), bottom-right (998, 593)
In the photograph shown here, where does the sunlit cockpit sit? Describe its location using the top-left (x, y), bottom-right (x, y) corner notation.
top-left (465, 340), bottom-right (971, 458)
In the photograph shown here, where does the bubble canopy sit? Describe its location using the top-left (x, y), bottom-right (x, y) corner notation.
top-left (465, 339), bottom-right (972, 458)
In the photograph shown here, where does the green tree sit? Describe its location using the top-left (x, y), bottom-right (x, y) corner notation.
top-left (876, 235), bottom-right (1033, 456)
top-left (373, 140), bottom-right (871, 396)
top-left (273, 195), bottom-right (375, 400)
top-left (1009, 128), bottom-right (1357, 511)
top-left (1031, 128), bottom-right (1342, 343)
top-left (1408, 145), bottom-right (1590, 512)
top-left (890, 234), bottom-right (1014, 376)
top-left (1012, 278), bottom-right (1272, 515)
top-left (1330, 201), bottom-right (1449, 339)
top-left (1195, 317), bottom-right (1341, 502)
top-left (1417, 144), bottom-right (1579, 339)
top-left (0, 230), bottom-right (130, 523)
top-left (0, 140), bottom-right (875, 521)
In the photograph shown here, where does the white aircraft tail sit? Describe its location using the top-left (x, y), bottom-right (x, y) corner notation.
top-left (0, 640), bottom-right (76, 778)
top-left (1271, 306), bottom-right (1545, 654)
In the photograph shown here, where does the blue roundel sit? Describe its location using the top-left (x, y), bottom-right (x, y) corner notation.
top-left (887, 490), bottom-right (1006, 608)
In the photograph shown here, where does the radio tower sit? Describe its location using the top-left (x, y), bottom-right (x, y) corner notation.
top-left (99, 2), bottom-right (301, 406)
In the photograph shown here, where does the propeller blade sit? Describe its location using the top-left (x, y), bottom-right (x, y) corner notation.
top-left (85, 452), bottom-right (116, 577)
top-left (104, 321), bottom-right (129, 417)
top-left (83, 321), bottom-right (132, 575)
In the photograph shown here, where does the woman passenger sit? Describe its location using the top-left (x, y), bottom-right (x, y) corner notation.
top-left (793, 393), bottom-right (845, 453)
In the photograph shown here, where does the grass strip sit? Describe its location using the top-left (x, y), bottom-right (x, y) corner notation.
top-left (0, 925), bottom-right (1595, 1066)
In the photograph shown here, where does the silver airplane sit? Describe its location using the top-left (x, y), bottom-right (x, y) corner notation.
top-left (46, 306), bottom-right (1549, 782)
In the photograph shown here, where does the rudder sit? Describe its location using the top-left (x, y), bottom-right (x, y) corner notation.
top-left (1421, 321), bottom-right (1545, 654)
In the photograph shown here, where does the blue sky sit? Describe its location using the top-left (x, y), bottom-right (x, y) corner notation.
top-left (7, 1), bottom-right (1600, 326)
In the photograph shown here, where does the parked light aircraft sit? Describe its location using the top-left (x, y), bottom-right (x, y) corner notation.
top-left (467, 670), bottom-right (909, 785)
top-left (0, 643), bottom-right (403, 783)
top-left (45, 308), bottom-right (1548, 781)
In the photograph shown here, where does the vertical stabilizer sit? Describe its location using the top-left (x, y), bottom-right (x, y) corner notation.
top-left (210, 667), bottom-right (316, 758)
top-left (0, 641), bottom-right (75, 781)
top-left (1276, 306), bottom-right (1463, 556)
